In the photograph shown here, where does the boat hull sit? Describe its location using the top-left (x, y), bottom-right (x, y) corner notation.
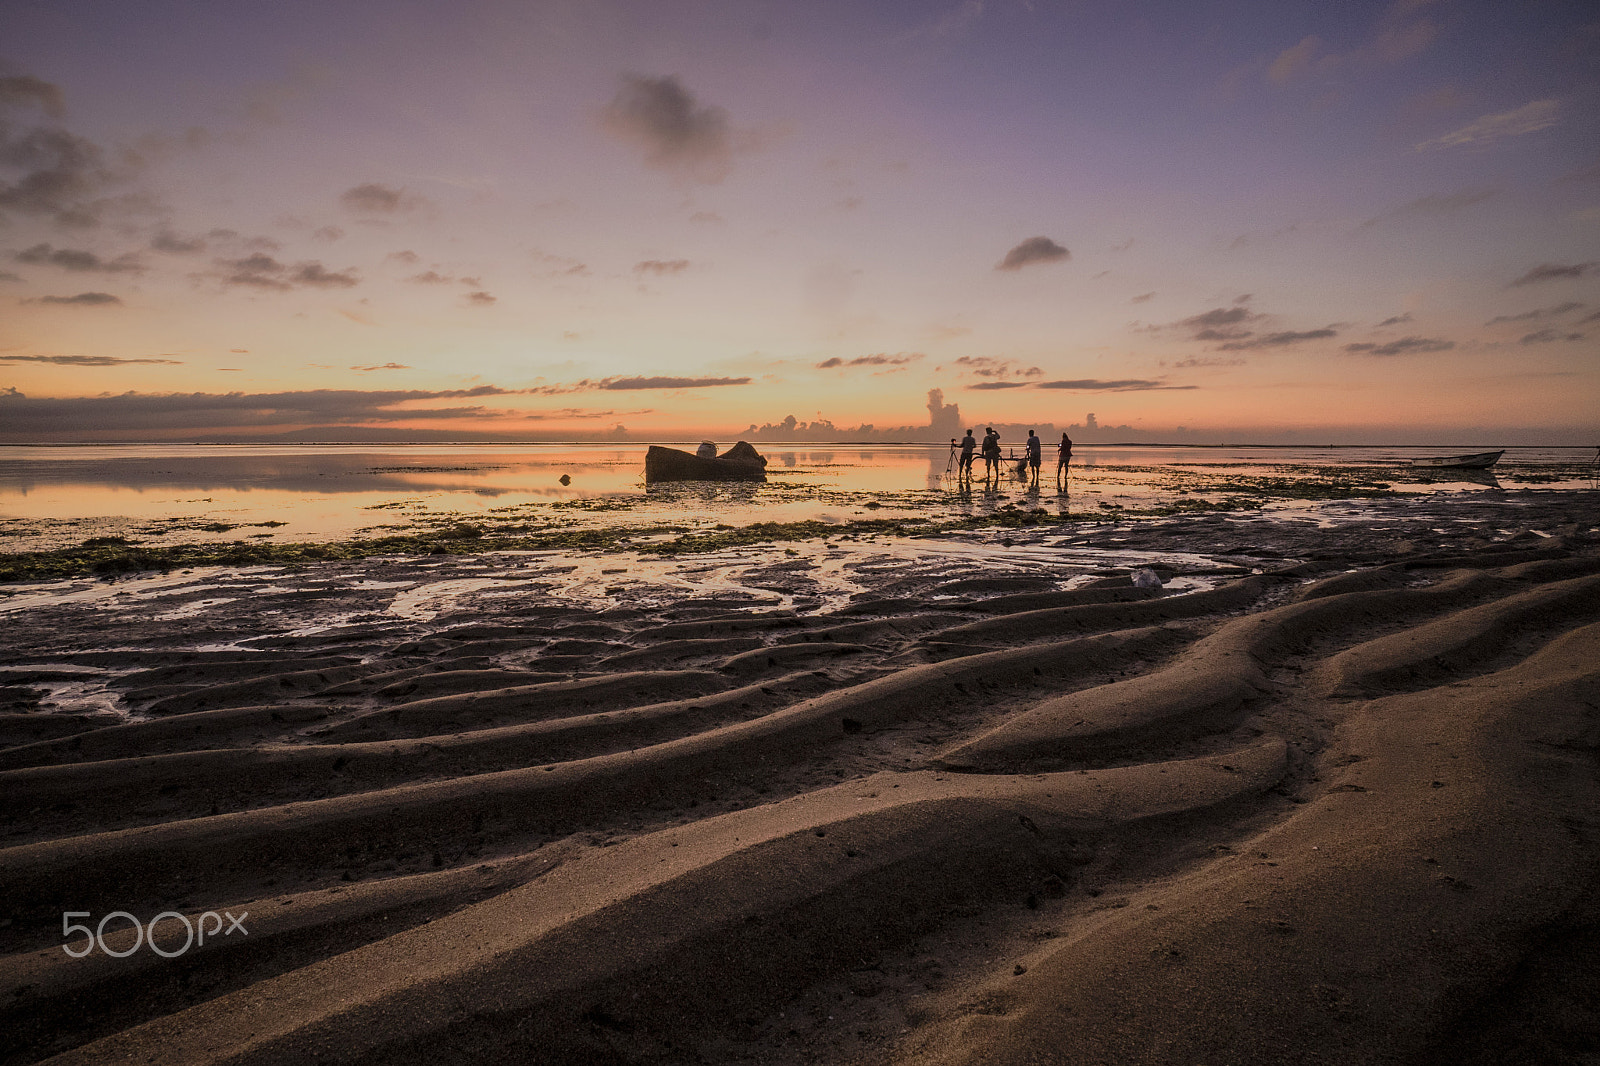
top-left (644, 443), bottom-right (768, 483)
top-left (1409, 450), bottom-right (1504, 470)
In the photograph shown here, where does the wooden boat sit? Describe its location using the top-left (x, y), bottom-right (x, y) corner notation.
top-left (1409, 450), bottom-right (1505, 470)
top-left (644, 441), bottom-right (768, 483)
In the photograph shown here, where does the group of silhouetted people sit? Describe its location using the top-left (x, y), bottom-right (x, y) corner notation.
top-left (952, 427), bottom-right (1073, 490)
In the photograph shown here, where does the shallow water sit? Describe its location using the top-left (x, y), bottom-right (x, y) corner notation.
top-left (1, 442), bottom-right (1593, 552)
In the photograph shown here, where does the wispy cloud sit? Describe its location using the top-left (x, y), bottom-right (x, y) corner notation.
top-left (1510, 262), bottom-right (1598, 286)
top-left (30, 292), bottom-right (122, 306)
top-left (1342, 336), bottom-right (1454, 356)
top-left (1486, 302), bottom-right (1584, 325)
top-left (215, 255), bottom-right (358, 291)
top-left (602, 75), bottom-right (736, 184)
top-left (996, 236), bottom-right (1069, 271)
top-left (1520, 328), bottom-right (1585, 345)
top-left (599, 375), bottom-right (749, 390)
top-left (0, 353), bottom-right (179, 365)
top-left (634, 258), bottom-right (690, 275)
top-left (351, 362), bottom-right (410, 371)
top-left (816, 352), bottom-right (924, 369)
top-left (1361, 187), bottom-right (1498, 227)
top-left (1034, 378), bottom-right (1196, 391)
top-left (464, 290), bottom-right (496, 306)
top-left (1416, 99), bottom-right (1560, 150)
top-left (1377, 312), bottom-right (1414, 327)
top-left (1216, 328), bottom-right (1338, 350)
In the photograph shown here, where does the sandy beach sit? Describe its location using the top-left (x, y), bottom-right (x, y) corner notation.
top-left (2, 485), bottom-right (1599, 1064)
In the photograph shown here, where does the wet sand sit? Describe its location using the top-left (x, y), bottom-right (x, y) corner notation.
top-left (2, 488), bottom-right (1599, 1064)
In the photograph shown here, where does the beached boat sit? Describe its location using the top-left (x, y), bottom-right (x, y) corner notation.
top-left (644, 441), bottom-right (768, 483)
top-left (1409, 450), bottom-right (1505, 470)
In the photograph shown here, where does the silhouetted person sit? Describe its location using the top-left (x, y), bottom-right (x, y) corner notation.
top-left (958, 429), bottom-right (977, 479)
top-left (1025, 430), bottom-right (1041, 485)
top-left (981, 427), bottom-right (1000, 482)
top-left (1056, 432), bottom-right (1073, 491)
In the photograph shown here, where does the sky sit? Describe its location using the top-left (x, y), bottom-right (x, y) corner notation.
top-left (1, 0), bottom-right (1597, 444)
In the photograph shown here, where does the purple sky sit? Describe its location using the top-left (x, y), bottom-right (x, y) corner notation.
top-left (2, 0), bottom-right (1597, 442)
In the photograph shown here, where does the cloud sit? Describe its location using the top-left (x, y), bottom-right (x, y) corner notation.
top-left (0, 74), bottom-right (114, 226)
top-left (1416, 99), bottom-right (1560, 150)
top-left (31, 291), bottom-right (121, 306)
top-left (1268, 36), bottom-right (1321, 85)
top-left (1342, 336), bottom-right (1454, 356)
top-left (1131, 292), bottom-right (1155, 303)
top-left (1216, 328), bottom-right (1338, 350)
top-left (290, 262), bottom-right (359, 287)
top-left (967, 381), bottom-right (1028, 390)
top-left (151, 229), bottom-right (207, 254)
top-left (602, 75), bottom-right (735, 184)
top-left (1169, 356), bottom-right (1246, 368)
top-left (386, 250), bottom-right (420, 265)
top-left (599, 376), bottom-right (750, 390)
top-left (407, 270), bottom-right (452, 284)
top-left (996, 236), bottom-right (1069, 271)
top-left (1361, 187), bottom-right (1498, 226)
top-left (634, 258), bottom-right (690, 275)
top-left (1377, 313), bottom-right (1414, 327)
top-left (1520, 328), bottom-right (1585, 345)
top-left (1486, 302), bottom-right (1584, 325)
top-left (215, 255), bottom-right (358, 290)
top-left (351, 362), bottom-right (410, 371)
top-left (464, 290), bottom-right (496, 306)
top-left (1035, 379), bottom-right (1196, 391)
top-left (816, 352), bottom-right (924, 369)
top-left (312, 225), bottom-right (344, 242)
top-left (0, 353), bottom-right (180, 366)
top-left (0, 385), bottom-right (538, 434)
top-left (339, 182), bottom-right (431, 215)
top-left (1510, 262), bottom-right (1598, 286)
top-left (14, 243), bottom-right (145, 273)
top-left (952, 355), bottom-right (1042, 380)
top-left (0, 75), bottom-right (66, 118)
top-left (0, 270), bottom-right (21, 282)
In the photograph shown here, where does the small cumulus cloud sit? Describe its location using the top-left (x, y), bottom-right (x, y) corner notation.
top-left (996, 236), bottom-right (1069, 271)
top-left (602, 75), bottom-right (736, 184)
top-left (31, 291), bottom-right (122, 306)
top-left (1510, 262), bottom-right (1598, 286)
top-left (151, 229), bottom-right (207, 254)
top-left (15, 243), bottom-right (143, 273)
top-left (634, 258), bottom-right (690, 275)
top-left (1416, 99), bottom-right (1560, 150)
top-left (1342, 336), bottom-right (1455, 356)
top-left (339, 182), bottom-right (432, 215)
top-left (464, 291), bottom-right (496, 306)
top-left (407, 271), bottom-right (453, 284)
top-left (291, 262), bottom-right (359, 287)
top-left (0, 353), bottom-right (179, 365)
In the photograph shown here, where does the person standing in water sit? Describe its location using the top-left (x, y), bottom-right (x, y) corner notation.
top-left (1025, 429), bottom-right (1042, 486)
top-left (1056, 431), bottom-right (1073, 491)
top-left (981, 427), bottom-right (1000, 483)
top-left (958, 429), bottom-right (978, 480)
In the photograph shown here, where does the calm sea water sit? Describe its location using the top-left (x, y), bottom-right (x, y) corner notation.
top-left (1, 443), bottom-right (1593, 552)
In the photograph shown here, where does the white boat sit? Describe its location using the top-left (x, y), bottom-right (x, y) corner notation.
top-left (1409, 450), bottom-right (1504, 470)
